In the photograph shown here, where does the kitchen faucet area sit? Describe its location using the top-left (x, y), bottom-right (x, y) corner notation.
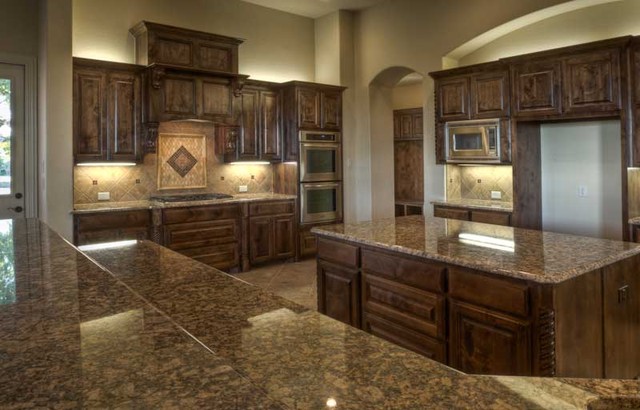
top-left (4, 0), bottom-right (640, 408)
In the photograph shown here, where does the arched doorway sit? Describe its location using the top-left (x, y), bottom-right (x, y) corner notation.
top-left (368, 66), bottom-right (425, 219)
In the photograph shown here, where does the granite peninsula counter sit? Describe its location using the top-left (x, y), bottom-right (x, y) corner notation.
top-left (312, 215), bottom-right (640, 380)
top-left (2, 218), bottom-right (640, 409)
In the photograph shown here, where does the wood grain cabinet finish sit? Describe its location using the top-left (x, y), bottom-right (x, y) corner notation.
top-left (511, 59), bottom-right (562, 117)
top-left (248, 200), bottom-right (295, 265)
top-left (317, 260), bottom-right (360, 327)
top-left (321, 90), bottom-right (342, 130)
top-left (130, 21), bottom-right (242, 74)
top-left (74, 210), bottom-right (150, 246)
top-left (393, 108), bottom-right (423, 140)
top-left (471, 70), bottom-right (510, 118)
top-left (297, 87), bottom-right (321, 129)
top-left (161, 204), bottom-right (241, 271)
top-left (436, 77), bottom-right (470, 121)
top-left (434, 205), bottom-right (512, 227)
top-left (73, 58), bottom-right (143, 163)
top-left (630, 41), bottom-right (640, 167)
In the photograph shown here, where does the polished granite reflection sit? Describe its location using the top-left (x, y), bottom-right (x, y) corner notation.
top-left (312, 215), bottom-right (640, 283)
top-left (3, 219), bottom-right (640, 409)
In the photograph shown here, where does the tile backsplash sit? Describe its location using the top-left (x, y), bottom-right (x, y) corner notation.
top-left (74, 121), bottom-right (274, 204)
top-left (446, 165), bottom-right (513, 203)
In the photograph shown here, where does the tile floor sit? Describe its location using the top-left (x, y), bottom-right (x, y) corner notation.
top-left (234, 258), bottom-right (318, 310)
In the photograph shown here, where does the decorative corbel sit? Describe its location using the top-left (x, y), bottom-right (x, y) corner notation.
top-left (145, 122), bottom-right (159, 154)
top-left (150, 66), bottom-right (166, 89)
top-left (232, 76), bottom-right (246, 97)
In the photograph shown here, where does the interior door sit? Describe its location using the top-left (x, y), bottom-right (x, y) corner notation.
top-left (0, 63), bottom-right (24, 219)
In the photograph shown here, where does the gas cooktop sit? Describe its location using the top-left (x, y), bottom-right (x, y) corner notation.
top-left (149, 193), bottom-right (234, 203)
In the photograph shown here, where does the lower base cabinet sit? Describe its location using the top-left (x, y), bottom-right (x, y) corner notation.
top-left (434, 205), bottom-right (512, 226)
top-left (73, 210), bottom-right (151, 246)
top-left (248, 201), bottom-right (296, 265)
top-left (316, 236), bottom-right (640, 379)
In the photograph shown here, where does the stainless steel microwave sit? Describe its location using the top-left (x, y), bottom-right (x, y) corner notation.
top-left (445, 119), bottom-right (500, 163)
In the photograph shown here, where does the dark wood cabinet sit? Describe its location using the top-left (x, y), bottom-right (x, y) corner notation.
top-left (471, 70), bottom-right (510, 118)
top-left (74, 210), bottom-right (150, 245)
top-left (511, 58), bottom-right (562, 117)
top-left (161, 204), bottom-right (241, 271)
top-left (248, 200), bottom-right (295, 265)
top-left (73, 58), bottom-right (143, 163)
top-left (281, 81), bottom-right (345, 161)
top-left (317, 260), bottom-right (360, 327)
top-left (436, 77), bottom-right (470, 121)
top-left (239, 88), bottom-right (260, 160)
top-left (130, 21), bottom-right (242, 74)
top-left (629, 40), bottom-right (640, 166)
top-left (433, 205), bottom-right (512, 226)
top-left (449, 300), bottom-right (531, 375)
top-left (393, 108), bottom-right (423, 139)
top-left (260, 90), bottom-right (281, 161)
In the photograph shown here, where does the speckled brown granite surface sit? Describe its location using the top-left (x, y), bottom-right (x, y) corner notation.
top-left (312, 215), bottom-right (640, 284)
top-left (432, 198), bottom-right (514, 212)
top-left (2, 218), bottom-right (640, 409)
top-left (71, 192), bottom-right (297, 214)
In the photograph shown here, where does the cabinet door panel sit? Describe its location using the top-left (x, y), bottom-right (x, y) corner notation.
top-left (273, 215), bottom-right (295, 258)
top-left (317, 260), bottom-right (360, 327)
top-left (563, 49), bottom-right (620, 114)
top-left (297, 88), bottom-right (321, 128)
top-left (364, 312), bottom-right (446, 363)
top-left (400, 114), bottom-right (412, 138)
top-left (74, 69), bottom-right (107, 161)
top-left (449, 300), bottom-right (531, 375)
top-left (164, 220), bottom-right (239, 250)
top-left (198, 42), bottom-right (233, 72)
top-left (511, 60), bottom-right (562, 117)
top-left (240, 89), bottom-right (259, 158)
top-left (470, 210), bottom-right (511, 226)
top-left (260, 90), bottom-right (281, 160)
top-left (412, 112), bottom-right (423, 138)
top-left (433, 206), bottom-right (470, 221)
top-left (162, 76), bottom-right (197, 116)
top-left (471, 71), bottom-right (509, 118)
top-left (201, 79), bottom-right (232, 118)
top-left (249, 216), bottom-right (273, 263)
top-left (321, 90), bottom-right (342, 129)
top-left (437, 77), bottom-right (470, 121)
top-left (179, 242), bottom-right (239, 271)
top-left (155, 36), bottom-right (194, 66)
top-left (108, 72), bottom-right (140, 161)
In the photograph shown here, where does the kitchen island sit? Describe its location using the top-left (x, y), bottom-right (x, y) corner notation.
top-left (312, 215), bottom-right (640, 380)
top-left (2, 218), bottom-right (640, 408)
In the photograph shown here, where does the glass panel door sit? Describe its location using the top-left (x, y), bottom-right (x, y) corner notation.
top-left (0, 63), bottom-right (25, 218)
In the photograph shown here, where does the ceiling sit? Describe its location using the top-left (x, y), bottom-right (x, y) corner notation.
top-left (242, 0), bottom-right (386, 18)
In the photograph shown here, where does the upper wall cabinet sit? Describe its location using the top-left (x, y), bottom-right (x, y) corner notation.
top-left (281, 81), bottom-right (346, 161)
top-left (393, 108), bottom-right (423, 140)
top-left (432, 62), bottom-right (510, 123)
top-left (509, 40), bottom-right (625, 119)
top-left (223, 80), bottom-right (282, 163)
top-left (73, 58), bottom-right (144, 164)
top-left (130, 21), bottom-right (243, 74)
top-left (630, 39), bottom-right (640, 167)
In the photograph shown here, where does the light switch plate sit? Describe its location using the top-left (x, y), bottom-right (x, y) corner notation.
top-left (239, 185), bottom-right (248, 193)
top-left (490, 191), bottom-right (502, 200)
top-left (98, 192), bottom-right (110, 201)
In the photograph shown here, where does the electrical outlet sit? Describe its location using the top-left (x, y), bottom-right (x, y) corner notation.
top-left (97, 192), bottom-right (110, 201)
top-left (578, 185), bottom-right (588, 197)
top-left (239, 185), bottom-right (248, 193)
top-left (490, 191), bottom-right (502, 200)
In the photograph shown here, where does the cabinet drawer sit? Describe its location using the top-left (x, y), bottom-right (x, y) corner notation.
top-left (364, 312), bottom-right (446, 363)
top-left (363, 273), bottom-right (445, 340)
top-left (249, 200), bottom-right (294, 216)
top-left (449, 266), bottom-right (530, 317)
top-left (164, 220), bottom-right (238, 250)
top-left (177, 242), bottom-right (239, 270)
top-left (434, 206), bottom-right (470, 221)
top-left (76, 210), bottom-right (150, 230)
top-left (471, 210), bottom-right (511, 226)
top-left (317, 237), bottom-right (359, 269)
top-left (362, 249), bottom-right (445, 293)
top-left (162, 204), bottom-right (240, 224)
top-left (77, 227), bottom-right (149, 246)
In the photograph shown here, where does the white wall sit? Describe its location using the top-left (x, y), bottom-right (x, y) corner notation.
top-left (541, 121), bottom-right (621, 240)
top-left (72, 0), bottom-right (315, 82)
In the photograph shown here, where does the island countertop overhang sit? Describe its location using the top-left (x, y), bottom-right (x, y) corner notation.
top-left (311, 215), bottom-right (640, 284)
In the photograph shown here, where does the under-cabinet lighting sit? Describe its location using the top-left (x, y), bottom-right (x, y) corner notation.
top-left (283, 161), bottom-right (298, 165)
top-left (78, 240), bottom-right (137, 251)
top-left (458, 233), bottom-right (515, 252)
top-left (76, 162), bottom-right (137, 167)
top-left (230, 161), bottom-right (270, 165)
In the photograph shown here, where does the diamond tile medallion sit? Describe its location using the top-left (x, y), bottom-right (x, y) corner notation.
top-left (157, 133), bottom-right (207, 190)
top-left (167, 145), bottom-right (198, 177)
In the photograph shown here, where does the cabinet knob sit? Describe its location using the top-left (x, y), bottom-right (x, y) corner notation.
top-left (8, 206), bottom-right (23, 213)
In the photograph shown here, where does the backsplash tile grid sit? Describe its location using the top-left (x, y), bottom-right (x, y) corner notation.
top-left (446, 165), bottom-right (513, 202)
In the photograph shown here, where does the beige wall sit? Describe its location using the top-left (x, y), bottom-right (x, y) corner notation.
top-left (391, 82), bottom-right (423, 110)
top-left (39, 0), bottom-right (73, 239)
top-left (315, 12), bottom-right (340, 85)
top-left (0, 0), bottom-right (39, 57)
top-left (460, 0), bottom-right (640, 66)
top-left (541, 121), bottom-right (622, 240)
top-left (72, 0), bottom-right (315, 82)
top-left (351, 0), bottom-right (568, 221)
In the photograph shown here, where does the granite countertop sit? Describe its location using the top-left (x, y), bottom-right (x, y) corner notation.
top-left (311, 215), bottom-right (640, 284)
top-left (72, 192), bottom-right (297, 214)
top-left (3, 218), bottom-right (640, 408)
top-left (432, 198), bottom-right (514, 212)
